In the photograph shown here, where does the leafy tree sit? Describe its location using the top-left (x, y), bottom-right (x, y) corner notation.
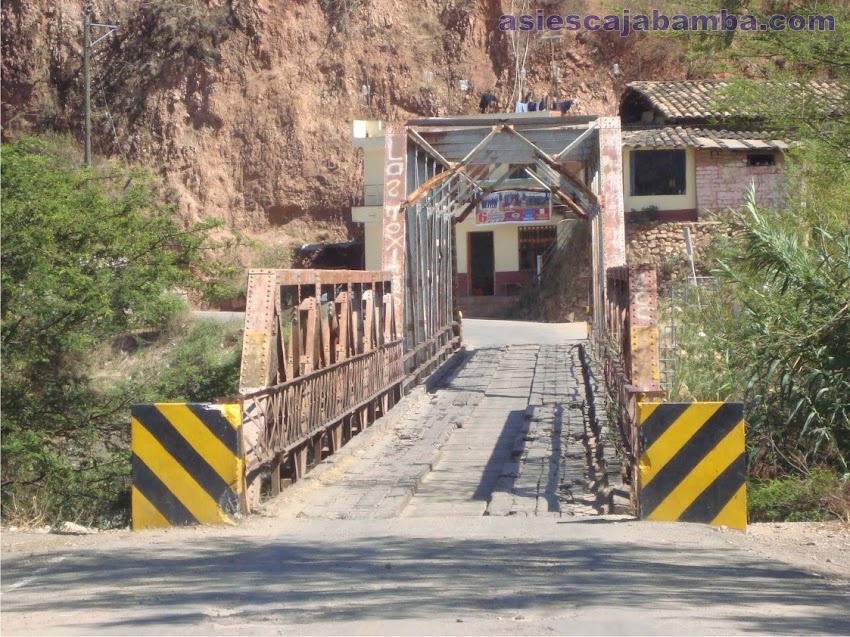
top-left (1, 136), bottom-right (228, 526)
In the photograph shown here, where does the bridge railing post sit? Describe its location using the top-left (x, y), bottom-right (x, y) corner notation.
top-left (601, 264), bottom-right (664, 513)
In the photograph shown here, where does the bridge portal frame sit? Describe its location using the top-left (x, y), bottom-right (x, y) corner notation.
top-left (235, 114), bottom-right (630, 510)
top-left (381, 114), bottom-right (626, 347)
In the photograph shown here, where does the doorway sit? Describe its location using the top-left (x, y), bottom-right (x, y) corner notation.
top-left (468, 231), bottom-right (495, 296)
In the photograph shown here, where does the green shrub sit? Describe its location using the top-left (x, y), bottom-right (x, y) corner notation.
top-left (667, 283), bottom-right (746, 403)
top-left (668, 189), bottom-right (850, 475)
top-left (253, 243), bottom-right (293, 269)
top-left (0, 136), bottom-right (230, 528)
top-left (146, 320), bottom-right (242, 403)
top-left (749, 469), bottom-right (847, 522)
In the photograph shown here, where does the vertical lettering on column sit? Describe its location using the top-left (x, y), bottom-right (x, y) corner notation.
top-left (598, 117), bottom-right (626, 268)
top-left (381, 123), bottom-right (407, 337)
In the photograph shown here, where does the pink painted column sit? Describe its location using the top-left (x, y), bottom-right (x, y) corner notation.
top-left (381, 123), bottom-right (408, 340)
top-left (598, 116), bottom-right (626, 268)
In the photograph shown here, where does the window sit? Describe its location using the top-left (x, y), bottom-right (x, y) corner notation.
top-left (630, 149), bottom-right (687, 196)
top-left (518, 226), bottom-right (557, 271)
top-left (747, 153), bottom-right (776, 167)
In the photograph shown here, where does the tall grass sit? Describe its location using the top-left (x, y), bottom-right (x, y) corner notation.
top-left (671, 189), bottom-right (850, 478)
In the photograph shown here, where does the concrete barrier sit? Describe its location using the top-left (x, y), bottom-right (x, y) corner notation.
top-left (131, 403), bottom-right (245, 530)
top-left (638, 402), bottom-right (746, 531)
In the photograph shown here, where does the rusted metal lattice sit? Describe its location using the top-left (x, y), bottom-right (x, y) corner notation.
top-left (238, 269), bottom-right (401, 508)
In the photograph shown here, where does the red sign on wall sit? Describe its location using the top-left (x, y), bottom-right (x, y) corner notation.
top-left (476, 190), bottom-right (551, 225)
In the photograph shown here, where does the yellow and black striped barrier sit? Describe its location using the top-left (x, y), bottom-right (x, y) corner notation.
top-left (131, 403), bottom-right (245, 530)
top-left (638, 402), bottom-right (746, 531)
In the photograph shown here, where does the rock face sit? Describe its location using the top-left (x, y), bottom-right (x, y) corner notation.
top-left (2, 0), bottom-right (686, 240)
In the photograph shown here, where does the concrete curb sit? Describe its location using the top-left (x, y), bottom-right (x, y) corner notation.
top-left (577, 342), bottom-right (622, 514)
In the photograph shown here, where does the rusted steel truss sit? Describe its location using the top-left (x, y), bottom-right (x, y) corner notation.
top-left (240, 269), bottom-right (397, 390)
top-left (605, 264), bottom-right (660, 390)
top-left (406, 122), bottom-right (600, 218)
top-left (398, 201), bottom-right (459, 384)
top-left (238, 269), bottom-right (401, 507)
top-left (401, 134), bottom-right (467, 384)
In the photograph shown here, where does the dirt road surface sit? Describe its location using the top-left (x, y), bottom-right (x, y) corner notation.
top-left (3, 319), bottom-right (848, 635)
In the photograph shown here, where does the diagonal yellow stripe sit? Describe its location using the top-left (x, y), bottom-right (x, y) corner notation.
top-left (131, 486), bottom-right (170, 530)
top-left (711, 483), bottom-right (747, 531)
top-left (132, 419), bottom-right (233, 526)
top-left (219, 404), bottom-right (241, 430)
top-left (640, 402), bottom-right (724, 486)
top-left (155, 404), bottom-right (240, 488)
top-left (648, 421), bottom-right (745, 522)
top-left (637, 401), bottom-right (661, 424)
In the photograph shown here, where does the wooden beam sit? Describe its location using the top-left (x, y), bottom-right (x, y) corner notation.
top-left (405, 169), bottom-right (453, 206)
top-left (407, 129), bottom-right (453, 168)
top-left (406, 114), bottom-right (598, 127)
top-left (551, 186), bottom-right (588, 219)
top-left (516, 164), bottom-right (587, 220)
top-left (458, 125), bottom-right (500, 166)
top-left (406, 158), bottom-right (485, 208)
top-left (523, 167), bottom-right (554, 192)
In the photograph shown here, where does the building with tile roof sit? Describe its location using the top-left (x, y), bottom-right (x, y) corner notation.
top-left (618, 80), bottom-right (810, 220)
top-left (620, 79), bottom-right (842, 125)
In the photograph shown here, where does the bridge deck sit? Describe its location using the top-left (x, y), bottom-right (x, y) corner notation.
top-left (262, 321), bottom-right (622, 520)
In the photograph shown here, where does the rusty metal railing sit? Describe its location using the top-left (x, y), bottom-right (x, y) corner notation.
top-left (403, 323), bottom-right (458, 387)
top-left (241, 339), bottom-right (404, 470)
top-left (238, 269), bottom-right (404, 508)
top-left (599, 264), bottom-right (665, 511)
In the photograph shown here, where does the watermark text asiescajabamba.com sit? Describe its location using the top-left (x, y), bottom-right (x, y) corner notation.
top-left (498, 10), bottom-right (836, 36)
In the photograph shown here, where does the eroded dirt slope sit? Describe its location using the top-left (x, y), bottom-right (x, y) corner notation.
top-left (2, 0), bottom-right (686, 241)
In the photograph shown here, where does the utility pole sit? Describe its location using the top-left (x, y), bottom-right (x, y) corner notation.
top-left (541, 32), bottom-right (564, 100)
top-left (82, 5), bottom-right (119, 166)
top-left (83, 8), bottom-right (91, 165)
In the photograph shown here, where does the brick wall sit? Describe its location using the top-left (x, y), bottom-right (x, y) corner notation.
top-left (695, 150), bottom-right (785, 214)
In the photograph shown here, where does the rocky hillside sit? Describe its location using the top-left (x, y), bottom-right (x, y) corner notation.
top-left (2, 0), bottom-right (687, 249)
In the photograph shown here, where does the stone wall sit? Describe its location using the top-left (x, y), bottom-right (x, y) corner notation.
top-left (695, 150), bottom-right (785, 214)
top-left (625, 220), bottom-right (730, 282)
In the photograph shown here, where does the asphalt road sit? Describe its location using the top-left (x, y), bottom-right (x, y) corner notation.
top-left (461, 318), bottom-right (589, 347)
top-left (2, 517), bottom-right (848, 635)
top-left (191, 311), bottom-right (245, 323)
